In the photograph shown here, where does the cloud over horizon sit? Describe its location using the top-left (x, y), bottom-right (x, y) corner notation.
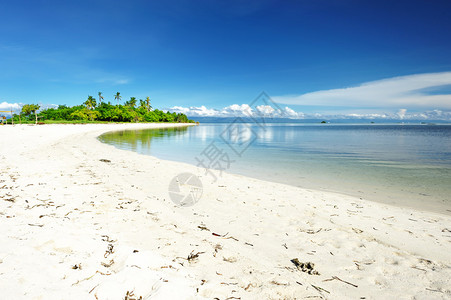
top-left (169, 104), bottom-right (305, 119)
top-left (168, 72), bottom-right (451, 121)
top-left (169, 104), bottom-right (451, 121)
top-left (0, 101), bottom-right (21, 111)
top-left (273, 72), bottom-right (451, 109)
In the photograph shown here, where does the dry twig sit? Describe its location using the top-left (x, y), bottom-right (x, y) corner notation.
top-left (323, 276), bottom-right (358, 288)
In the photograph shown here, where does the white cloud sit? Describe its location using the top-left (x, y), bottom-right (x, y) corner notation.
top-left (169, 104), bottom-right (305, 119)
top-left (318, 110), bottom-right (451, 120)
top-left (221, 104), bottom-right (252, 117)
top-left (0, 102), bottom-right (21, 111)
top-left (274, 72), bottom-right (451, 109)
top-left (282, 107), bottom-right (304, 118)
top-left (170, 105), bottom-right (220, 117)
top-left (169, 104), bottom-right (451, 120)
top-left (255, 105), bottom-right (275, 115)
top-left (397, 108), bottom-right (407, 119)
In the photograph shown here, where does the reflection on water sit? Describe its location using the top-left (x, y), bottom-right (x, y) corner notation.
top-left (99, 123), bottom-right (451, 214)
top-left (99, 126), bottom-right (190, 152)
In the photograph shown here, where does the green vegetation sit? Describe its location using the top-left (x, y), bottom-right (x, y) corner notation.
top-left (21, 104), bottom-right (41, 124)
top-left (12, 93), bottom-right (194, 124)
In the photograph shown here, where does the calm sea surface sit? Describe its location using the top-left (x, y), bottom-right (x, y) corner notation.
top-left (99, 123), bottom-right (451, 214)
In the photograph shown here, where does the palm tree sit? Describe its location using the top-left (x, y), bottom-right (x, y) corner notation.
top-left (32, 104), bottom-right (40, 125)
top-left (139, 99), bottom-right (146, 109)
top-left (84, 96), bottom-right (97, 110)
top-left (98, 92), bottom-right (104, 104)
top-left (128, 97), bottom-right (137, 108)
top-left (114, 92), bottom-right (121, 105)
top-left (145, 96), bottom-right (152, 112)
top-left (21, 104), bottom-right (40, 124)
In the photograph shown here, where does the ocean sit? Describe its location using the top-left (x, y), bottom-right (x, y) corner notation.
top-left (99, 123), bottom-right (451, 214)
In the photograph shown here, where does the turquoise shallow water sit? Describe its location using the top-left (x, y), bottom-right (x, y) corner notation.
top-left (99, 123), bottom-right (451, 214)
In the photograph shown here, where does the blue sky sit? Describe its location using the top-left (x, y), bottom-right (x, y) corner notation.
top-left (1, 0), bottom-right (451, 119)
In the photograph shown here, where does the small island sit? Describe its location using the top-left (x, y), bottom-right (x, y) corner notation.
top-left (10, 92), bottom-right (194, 124)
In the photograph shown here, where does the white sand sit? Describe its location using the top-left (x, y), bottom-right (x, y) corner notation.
top-left (0, 123), bottom-right (450, 299)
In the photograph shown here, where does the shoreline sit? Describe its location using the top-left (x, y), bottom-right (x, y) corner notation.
top-left (1, 124), bottom-right (450, 299)
top-left (100, 124), bottom-right (451, 217)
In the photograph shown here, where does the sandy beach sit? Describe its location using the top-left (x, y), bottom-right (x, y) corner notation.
top-left (0, 123), bottom-right (450, 299)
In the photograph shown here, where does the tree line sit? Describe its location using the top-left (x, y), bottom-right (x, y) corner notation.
top-left (12, 92), bottom-right (194, 124)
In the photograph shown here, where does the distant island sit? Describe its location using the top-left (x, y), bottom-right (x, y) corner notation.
top-left (10, 92), bottom-right (195, 124)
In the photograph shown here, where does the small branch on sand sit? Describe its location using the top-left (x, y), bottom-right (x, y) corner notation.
top-left (311, 284), bottom-right (330, 294)
top-left (198, 225), bottom-right (210, 231)
top-left (125, 290), bottom-right (143, 300)
top-left (104, 244), bottom-right (114, 258)
top-left (101, 259), bottom-right (115, 268)
top-left (299, 228), bottom-right (322, 234)
top-left (353, 259), bottom-right (375, 265)
top-left (212, 232), bottom-right (239, 241)
top-left (187, 251), bottom-right (205, 262)
top-left (212, 232), bottom-right (227, 237)
top-left (418, 258), bottom-right (433, 265)
top-left (323, 276), bottom-right (358, 288)
top-left (270, 280), bottom-right (288, 286)
top-left (72, 270), bottom-right (111, 286)
top-left (101, 235), bottom-right (116, 243)
top-left (161, 265), bottom-right (176, 269)
top-left (220, 282), bottom-right (238, 285)
top-left (89, 284), bottom-right (99, 294)
top-left (3, 197), bottom-right (15, 202)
